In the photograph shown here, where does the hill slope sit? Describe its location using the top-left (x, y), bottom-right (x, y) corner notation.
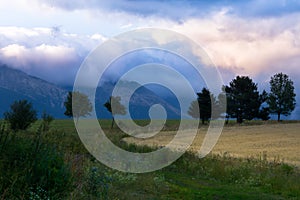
top-left (0, 65), bottom-right (68, 118)
top-left (95, 81), bottom-right (181, 119)
top-left (1, 65), bottom-right (181, 119)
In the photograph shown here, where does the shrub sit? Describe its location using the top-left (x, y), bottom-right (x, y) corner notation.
top-left (4, 100), bottom-right (37, 131)
top-left (84, 166), bottom-right (112, 199)
top-left (0, 129), bottom-right (73, 199)
top-left (27, 145), bottom-right (73, 198)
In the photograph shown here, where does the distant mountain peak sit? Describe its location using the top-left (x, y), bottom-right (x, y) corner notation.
top-left (0, 64), bottom-right (68, 118)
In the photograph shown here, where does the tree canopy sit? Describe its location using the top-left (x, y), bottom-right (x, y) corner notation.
top-left (188, 88), bottom-right (216, 124)
top-left (268, 73), bottom-right (296, 121)
top-left (104, 96), bottom-right (126, 128)
top-left (4, 100), bottom-right (37, 131)
top-left (64, 91), bottom-right (92, 123)
top-left (188, 100), bottom-right (200, 119)
top-left (225, 76), bottom-right (261, 123)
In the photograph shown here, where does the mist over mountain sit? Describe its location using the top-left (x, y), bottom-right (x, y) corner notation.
top-left (0, 65), bottom-right (181, 119)
top-left (95, 81), bottom-right (181, 120)
top-left (0, 65), bottom-right (68, 118)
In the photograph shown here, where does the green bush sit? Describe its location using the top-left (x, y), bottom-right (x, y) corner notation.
top-left (26, 146), bottom-right (73, 198)
top-left (0, 130), bottom-right (73, 199)
top-left (84, 166), bottom-right (112, 199)
top-left (4, 100), bottom-right (37, 131)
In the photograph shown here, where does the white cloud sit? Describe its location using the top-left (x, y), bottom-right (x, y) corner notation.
top-left (1, 8), bottom-right (300, 85)
top-left (120, 23), bottom-right (133, 29)
top-left (0, 26), bottom-right (106, 84)
top-left (0, 27), bottom-right (41, 38)
top-left (90, 34), bottom-right (107, 41)
top-left (0, 44), bottom-right (76, 69)
top-left (171, 12), bottom-right (300, 79)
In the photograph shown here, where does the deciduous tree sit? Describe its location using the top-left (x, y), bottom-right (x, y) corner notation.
top-left (104, 96), bottom-right (126, 128)
top-left (64, 91), bottom-right (92, 124)
top-left (268, 73), bottom-right (296, 121)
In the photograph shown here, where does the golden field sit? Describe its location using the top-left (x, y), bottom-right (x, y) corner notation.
top-left (124, 122), bottom-right (300, 167)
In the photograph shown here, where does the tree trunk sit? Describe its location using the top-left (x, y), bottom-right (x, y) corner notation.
top-left (111, 117), bottom-right (115, 129)
top-left (237, 115), bottom-right (243, 124)
top-left (277, 112), bottom-right (281, 122)
top-left (225, 114), bottom-right (229, 124)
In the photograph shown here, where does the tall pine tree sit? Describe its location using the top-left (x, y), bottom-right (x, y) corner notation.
top-left (226, 76), bottom-right (261, 123)
top-left (188, 88), bottom-right (216, 124)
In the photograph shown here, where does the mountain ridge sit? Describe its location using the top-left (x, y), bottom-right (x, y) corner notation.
top-left (0, 64), bottom-right (68, 118)
top-left (0, 65), bottom-right (181, 119)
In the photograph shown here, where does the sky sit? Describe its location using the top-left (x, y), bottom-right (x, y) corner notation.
top-left (1, 0), bottom-right (300, 118)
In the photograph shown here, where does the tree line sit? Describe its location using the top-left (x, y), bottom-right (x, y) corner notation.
top-left (1, 93), bottom-right (126, 132)
top-left (188, 73), bottom-right (296, 124)
top-left (64, 92), bottom-right (125, 128)
top-left (2, 72), bottom-right (296, 132)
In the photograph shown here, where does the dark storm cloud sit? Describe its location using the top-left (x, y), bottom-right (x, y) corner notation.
top-left (42, 0), bottom-right (300, 20)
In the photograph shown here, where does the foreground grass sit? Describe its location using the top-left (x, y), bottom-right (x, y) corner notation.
top-left (0, 119), bottom-right (299, 199)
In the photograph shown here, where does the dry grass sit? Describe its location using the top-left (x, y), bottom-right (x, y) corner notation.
top-left (123, 123), bottom-right (300, 167)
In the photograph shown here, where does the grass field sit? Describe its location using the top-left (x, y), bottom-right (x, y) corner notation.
top-left (1, 119), bottom-right (300, 199)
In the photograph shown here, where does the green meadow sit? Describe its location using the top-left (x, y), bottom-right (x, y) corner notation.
top-left (0, 119), bottom-right (299, 199)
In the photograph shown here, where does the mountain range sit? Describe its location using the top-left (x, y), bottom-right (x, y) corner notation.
top-left (0, 65), bottom-right (181, 119)
top-left (95, 81), bottom-right (181, 119)
top-left (1, 65), bottom-right (299, 120)
top-left (0, 65), bottom-right (67, 118)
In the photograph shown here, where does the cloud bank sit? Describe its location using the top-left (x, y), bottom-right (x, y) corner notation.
top-left (0, 0), bottom-right (299, 118)
top-left (0, 27), bottom-right (105, 84)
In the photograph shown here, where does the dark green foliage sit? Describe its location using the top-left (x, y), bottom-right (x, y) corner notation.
top-left (198, 88), bottom-right (217, 124)
top-left (0, 122), bottom-right (8, 149)
top-left (64, 91), bottom-right (73, 117)
top-left (0, 130), bottom-right (72, 199)
top-left (188, 100), bottom-right (200, 119)
top-left (258, 107), bottom-right (270, 121)
top-left (268, 73), bottom-right (296, 121)
top-left (259, 90), bottom-right (269, 103)
top-left (84, 166), bottom-right (112, 199)
top-left (188, 88), bottom-right (217, 124)
top-left (258, 90), bottom-right (270, 120)
top-left (64, 91), bottom-right (93, 123)
top-left (104, 96), bottom-right (126, 128)
top-left (225, 76), bottom-right (262, 123)
top-left (41, 111), bottom-right (54, 132)
top-left (4, 100), bottom-right (37, 131)
top-left (104, 96), bottom-right (126, 115)
top-left (27, 146), bottom-right (72, 198)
